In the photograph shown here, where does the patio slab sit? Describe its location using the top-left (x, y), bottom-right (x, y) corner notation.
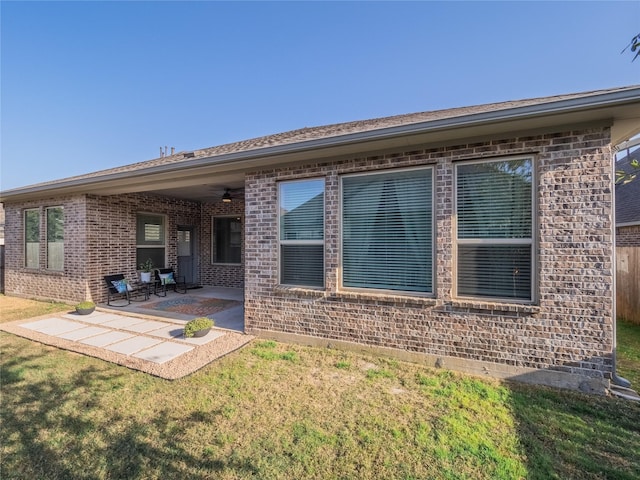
top-left (181, 329), bottom-right (226, 346)
top-left (145, 324), bottom-right (186, 340)
top-left (123, 320), bottom-right (171, 333)
top-left (105, 336), bottom-right (163, 355)
top-left (100, 316), bottom-right (148, 329)
top-left (62, 312), bottom-right (124, 324)
top-left (21, 318), bottom-right (84, 336)
top-left (133, 342), bottom-right (193, 364)
top-left (80, 331), bottom-right (134, 347)
top-left (145, 324), bottom-right (225, 345)
top-left (58, 326), bottom-right (111, 341)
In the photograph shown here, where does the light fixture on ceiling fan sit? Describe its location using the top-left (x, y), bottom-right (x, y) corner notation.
top-left (221, 188), bottom-right (232, 203)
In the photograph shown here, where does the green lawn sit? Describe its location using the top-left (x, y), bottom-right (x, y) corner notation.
top-left (617, 319), bottom-right (640, 387)
top-left (1, 296), bottom-right (639, 479)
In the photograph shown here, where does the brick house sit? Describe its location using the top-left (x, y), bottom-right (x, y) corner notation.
top-left (2, 85), bottom-right (640, 392)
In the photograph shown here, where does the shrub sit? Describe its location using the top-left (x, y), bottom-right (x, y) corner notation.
top-left (184, 317), bottom-right (214, 337)
top-left (75, 301), bottom-right (95, 310)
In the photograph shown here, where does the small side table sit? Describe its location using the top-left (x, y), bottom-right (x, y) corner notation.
top-left (129, 281), bottom-right (152, 302)
top-left (138, 281), bottom-right (153, 301)
top-left (154, 280), bottom-right (167, 297)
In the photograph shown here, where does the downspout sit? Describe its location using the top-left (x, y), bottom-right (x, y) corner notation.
top-left (611, 143), bottom-right (631, 388)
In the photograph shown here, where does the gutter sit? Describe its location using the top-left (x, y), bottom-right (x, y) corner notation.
top-left (2, 85), bottom-right (640, 201)
top-left (611, 145), bottom-right (632, 389)
top-left (615, 136), bottom-right (640, 151)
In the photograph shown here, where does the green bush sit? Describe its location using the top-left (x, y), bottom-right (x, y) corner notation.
top-left (184, 317), bottom-right (214, 337)
top-left (75, 301), bottom-right (95, 310)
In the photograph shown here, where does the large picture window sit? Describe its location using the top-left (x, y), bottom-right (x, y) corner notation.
top-left (342, 168), bottom-right (433, 293)
top-left (279, 178), bottom-right (325, 287)
top-left (214, 217), bottom-right (242, 264)
top-left (455, 157), bottom-right (534, 301)
top-left (24, 209), bottom-right (40, 268)
top-left (136, 213), bottom-right (166, 268)
top-left (46, 206), bottom-right (64, 270)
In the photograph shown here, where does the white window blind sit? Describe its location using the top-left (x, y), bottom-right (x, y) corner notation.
top-left (456, 158), bottom-right (533, 300)
top-left (342, 168), bottom-right (433, 293)
top-left (136, 213), bottom-right (166, 268)
top-left (279, 179), bottom-right (324, 287)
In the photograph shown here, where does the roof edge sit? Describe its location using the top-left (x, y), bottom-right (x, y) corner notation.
top-left (2, 85), bottom-right (640, 202)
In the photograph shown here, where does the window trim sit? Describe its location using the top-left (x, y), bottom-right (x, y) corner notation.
top-left (45, 205), bottom-right (64, 271)
top-left (278, 177), bottom-right (325, 288)
top-left (212, 215), bottom-right (243, 265)
top-left (453, 155), bottom-right (537, 303)
top-left (339, 166), bottom-right (436, 297)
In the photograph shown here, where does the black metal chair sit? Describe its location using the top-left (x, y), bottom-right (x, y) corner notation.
top-left (153, 268), bottom-right (187, 297)
top-left (104, 274), bottom-right (132, 306)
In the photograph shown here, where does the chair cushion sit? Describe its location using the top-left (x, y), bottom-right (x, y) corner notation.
top-left (111, 279), bottom-right (132, 293)
top-left (159, 272), bottom-right (175, 285)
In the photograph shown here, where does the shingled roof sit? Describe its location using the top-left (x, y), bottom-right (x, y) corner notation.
top-left (9, 85), bottom-right (639, 192)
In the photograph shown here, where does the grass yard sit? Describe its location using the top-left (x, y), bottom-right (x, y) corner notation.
top-left (1, 295), bottom-right (639, 479)
top-left (617, 319), bottom-right (640, 387)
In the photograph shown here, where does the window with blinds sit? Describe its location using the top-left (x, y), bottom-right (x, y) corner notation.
top-left (455, 157), bottom-right (534, 301)
top-left (46, 206), bottom-right (64, 271)
top-left (279, 179), bottom-right (325, 287)
top-left (342, 168), bottom-right (433, 294)
top-left (136, 213), bottom-right (166, 269)
top-left (24, 209), bottom-right (40, 268)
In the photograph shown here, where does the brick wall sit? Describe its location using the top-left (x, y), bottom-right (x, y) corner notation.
top-left (244, 127), bottom-right (615, 386)
top-left (4, 192), bottom-right (246, 303)
top-left (5, 193), bottom-right (204, 304)
top-left (616, 225), bottom-right (640, 246)
top-left (84, 193), bottom-right (202, 303)
top-left (201, 200), bottom-right (245, 288)
top-left (4, 195), bottom-right (88, 303)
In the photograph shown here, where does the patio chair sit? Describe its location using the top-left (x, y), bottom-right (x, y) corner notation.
top-left (153, 267), bottom-right (187, 297)
top-left (104, 274), bottom-right (133, 306)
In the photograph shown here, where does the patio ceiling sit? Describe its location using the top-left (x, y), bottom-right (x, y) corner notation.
top-left (149, 176), bottom-right (246, 203)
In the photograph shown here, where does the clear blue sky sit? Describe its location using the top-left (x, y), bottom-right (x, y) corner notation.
top-left (1, 1), bottom-right (639, 191)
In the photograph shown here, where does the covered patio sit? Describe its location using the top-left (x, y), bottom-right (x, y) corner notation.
top-left (99, 286), bottom-right (245, 333)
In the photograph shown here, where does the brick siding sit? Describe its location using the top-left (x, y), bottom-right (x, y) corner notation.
top-left (616, 225), bottom-right (640, 247)
top-left (4, 194), bottom-right (89, 302)
top-left (4, 192), bottom-right (245, 303)
top-left (3, 126), bottom-right (617, 389)
top-left (244, 127), bottom-right (615, 384)
top-left (201, 201), bottom-right (245, 288)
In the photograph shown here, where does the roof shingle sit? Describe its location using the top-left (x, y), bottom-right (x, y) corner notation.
top-left (7, 85), bottom-right (640, 191)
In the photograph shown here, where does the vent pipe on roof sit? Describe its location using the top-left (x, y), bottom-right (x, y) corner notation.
top-left (158, 146), bottom-right (176, 158)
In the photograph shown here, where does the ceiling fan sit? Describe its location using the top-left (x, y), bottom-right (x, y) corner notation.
top-left (219, 187), bottom-right (245, 203)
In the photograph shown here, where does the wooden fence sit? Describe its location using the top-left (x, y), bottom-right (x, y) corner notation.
top-left (617, 247), bottom-right (640, 325)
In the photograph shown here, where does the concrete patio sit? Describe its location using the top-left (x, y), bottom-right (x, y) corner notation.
top-left (0, 287), bottom-right (251, 379)
top-left (100, 286), bottom-right (245, 332)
